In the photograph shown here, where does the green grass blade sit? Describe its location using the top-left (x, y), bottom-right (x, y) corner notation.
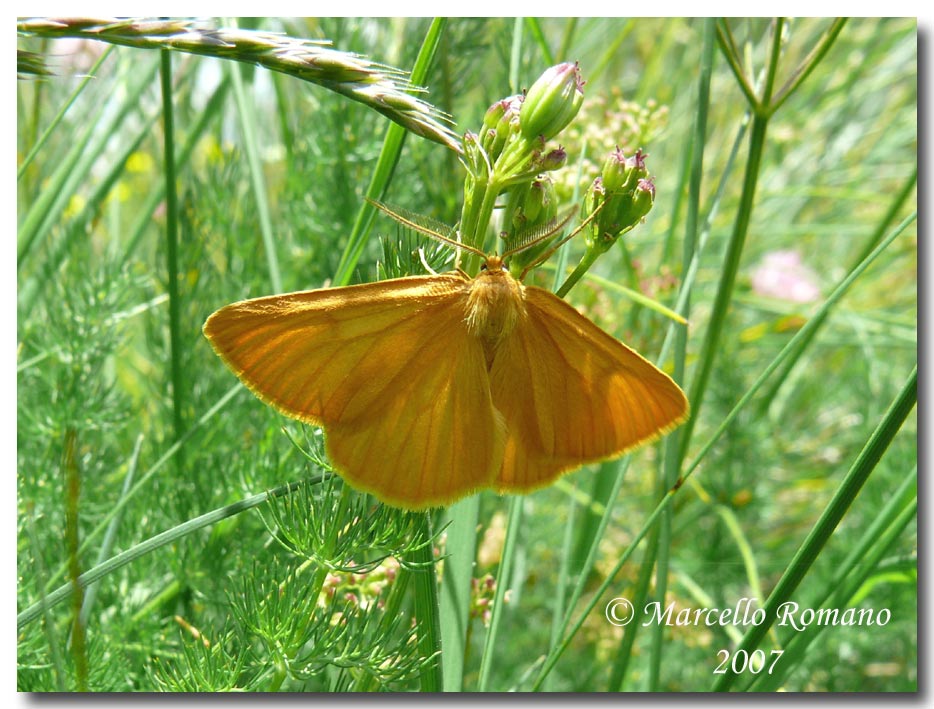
top-left (677, 110), bottom-right (769, 461)
top-left (440, 496), bottom-right (480, 691)
top-left (649, 19), bottom-right (715, 690)
top-left (607, 529), bottom-right (658, 691)
top-left (160, 49), bottom-right (186, 466)
top-left (17, 475), bottom-right (320, 630)
top-left (478, 496), bottom-right (523, 691)
top-left (711, 365), bottom-right (916, 691)
top-left (545, 489), bottom-right (578, 691)
top-left (770, 19), bottom-right (848, 116)
top-left (411, 512), bottom-right (444, 692)
top-left (332, 18), bottom-right (448, 286)
top-left (525, 18), bottom-right (554, 66)
top-left (17, 45), bottom-right (114, 180)
top-left (228, 28), bottom-right (282, 293)
top-left (78, 435), bottom-right (144, 627)
top-left (746, 466), bottom-right (916, 692)
top-left (532, 460), bottom-right (628, 690)
top-left (18, 53), bottom-right (160, 267)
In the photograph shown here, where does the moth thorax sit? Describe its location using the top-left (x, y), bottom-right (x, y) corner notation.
top-left (465, 267), bottom-right (525, 344)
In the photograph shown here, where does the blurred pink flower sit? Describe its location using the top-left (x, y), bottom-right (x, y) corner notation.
top-left (751, 250), bottom-right (821, 304)
top-left (52, 38), bottom-right (106, 74)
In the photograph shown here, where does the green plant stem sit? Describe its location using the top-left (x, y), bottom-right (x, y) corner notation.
top-left (546, 491), bottom-right (577, 689)
top-left (459, 173), bottom-right (499, 275)
top-left (555, 249), bottom-right (597, 298)
top-left (411, 512), bottom-right (443, 692)
top-left (525, 18), bottom-right (554, 66)
top-left (17, 45), bottom-right (114, 181)
top-left (79, 435), bottom-right (144, 627)
top-left (440, 496), bottom-right (480, 691)
top-left (649, 19), bottom-right (714, 691)
top-left (533, 459), bottom-right (629, 690)
top-left (711, 365), bottom-right (916, 692)
top-left (17, 476), bottom-right (321, 630)
top-left (770, 18), bottom-right (848, 116)
top-left (746, 466), bottom-right (917, 692)
top-left (677, 110), bottom-right (769, 462)
top-left (333, 18), bottom-right (448, 286)
top-left (160, 50), bottom-right (186, 473)
top-left (228, 27), bottom-right (282, 293)
top-left (478, 497), bottom-right (524, 691)
top-left (715, 506), bottom-right (765, 605)
top-left (608, 530), bottom-right (658, 691)
top-left (63, 428), bottom-right (88, 691)
top-left (714, 20), bottom-right (759, 110)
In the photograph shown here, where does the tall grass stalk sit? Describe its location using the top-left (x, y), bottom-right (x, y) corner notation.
top-left (478, 496), bottom-right (523, 690)
top-left (678, 18), bottom-right (848, 459)
top-left (746, 466), bottom-right (917, 692)
top-left (17, 45), bottom-right (114, 180)
top-left (649, 18), bottom-right (715, 691)
top-left (228, 34), bottom-right (282, 293)
top-left (62, 428), bottom-right (88, 690)
top-left (160, 50), bottom-right (186, 466)
top-left (411, 513), bottom-right (443, 691)
top-left (440, 497), bottom-right (480, 691)
top-left (711, 365), bottom-right (916, 691)
top-left (16, 17), bottom-right (458, 152)
top-left (332, 18), bottom-right (448, 286)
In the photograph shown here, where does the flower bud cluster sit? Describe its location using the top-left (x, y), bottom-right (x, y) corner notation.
top-left (467, 62), bottom-right (584, 188)
top-left (583, 147), bottom-right (656, 255)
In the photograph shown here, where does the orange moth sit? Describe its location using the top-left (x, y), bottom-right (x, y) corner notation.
top-left (204, 208), bottom-right (688, 510)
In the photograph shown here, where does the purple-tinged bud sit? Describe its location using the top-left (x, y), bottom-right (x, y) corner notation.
top-left (628, 177), bottom-right (656, 221)
top-left (539, 146), bottom-right (568, 172)
top-left (601, 147), bottom-right (648, 193)
top-left (519, 62), bottom-right (585, 141)
top-left (482, 98), bottom-right (509, 132)
top-left (581, 176), bottom-right (604, 225)
top-left (480, 94), bottom-right (523, 161)
top-left (495, 94), bottom-right (524, 136)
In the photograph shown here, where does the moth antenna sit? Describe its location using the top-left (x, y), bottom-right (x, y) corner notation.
top-left (519, 202), bottom-right (606, 281)
top-left (501, 208), bottom-right (577, 260)
top-left (368, 198), bottom-right (488, 260)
